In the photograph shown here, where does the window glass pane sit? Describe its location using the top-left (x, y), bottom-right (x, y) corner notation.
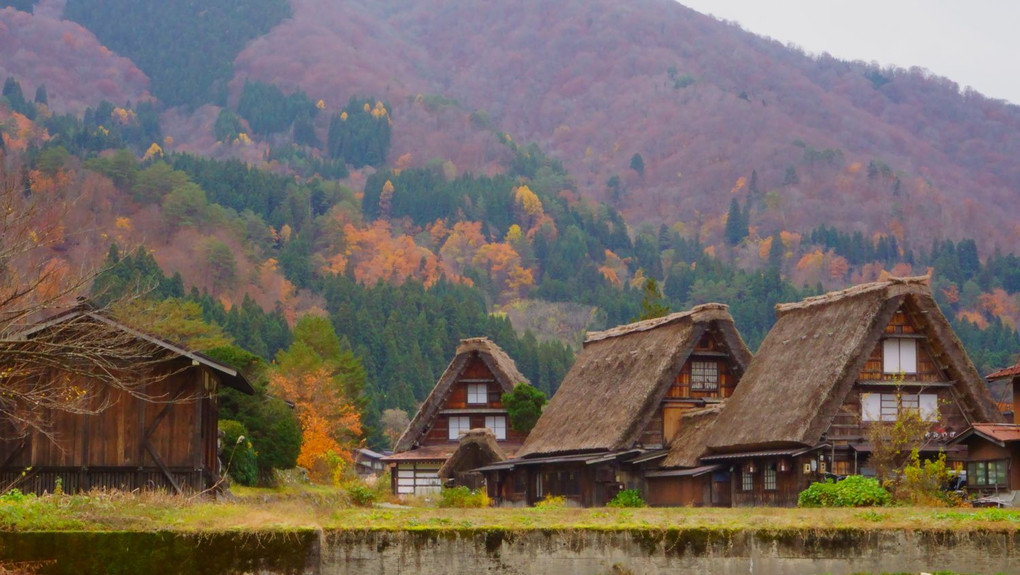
top-left (899, 340), bottom-right (917, 374)
top-left (485, 416), bottom-right (507, 440)
top-left (861, 393), bottom-right (881, 422)
top-left (742, 472), bottom-right (753, 491)
top-left (467, 383), bottom-right (487, 404)
top-left (690, 361), bottom-right (719, 390)
top-left (919, 394), bottom-right (939, 422)
top-left (995, 460), bottom-right (1008, 485)
top-left (448, 416), bottom-right (470, 440)
top-left (883, 339), bottom-right (900, 373)
top-left (764, 464), bottom-right (776, 491)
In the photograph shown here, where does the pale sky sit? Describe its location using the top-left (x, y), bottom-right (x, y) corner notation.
top-left (679, 1), bottom-right (1020, 105)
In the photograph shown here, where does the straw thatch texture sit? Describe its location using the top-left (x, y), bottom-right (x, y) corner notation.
top-left (438, 428), bottom-right (507, 487)
top-left (518, 304), bottom-right (751, 457)
top-left (662, 406), bottom-right (723, 468)
top-left (392, 338), bottom-right (530, 453)
top-left (707, 276), bottom-right (1001, 453)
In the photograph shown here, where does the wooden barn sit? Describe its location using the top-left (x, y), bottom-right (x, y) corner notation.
top-left (382, 338), bottom-right (530, 496)
top-left (478, 303), bottom-right (752, 507)
top-left (692, 276), bottom-right (1002, 507)
top-left (0, 307), bottom-right (254, 495)
top-left (950, 360), bottom-right (1020, 496)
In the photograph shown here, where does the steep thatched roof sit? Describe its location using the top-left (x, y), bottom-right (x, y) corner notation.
top-left (518, 304), bottom-right (751, 457)
top-left (438, 428), bottom-right (507, 481)
top-left (661, 406), bottom-right (723, 468)
top-left (392, 338), bottom-right (529, 453)
top-left (707, 276), bottom-right (1003, 454)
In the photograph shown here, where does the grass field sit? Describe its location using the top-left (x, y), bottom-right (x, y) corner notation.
top-left (2, 485), bottom-right (1020, 533)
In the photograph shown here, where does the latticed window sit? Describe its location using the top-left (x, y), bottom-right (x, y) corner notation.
top-left (741, 471), bottom-right (753, 491)
top-left (764, 463), bottom-right (777, 491)
top-left (968, 460), bottom-right (1008, 487)
top-left (690, 361), bottom-right (719, 390)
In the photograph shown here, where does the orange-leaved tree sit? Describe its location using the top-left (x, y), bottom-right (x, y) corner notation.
top-left (270, 315), bottom-right (365, 483)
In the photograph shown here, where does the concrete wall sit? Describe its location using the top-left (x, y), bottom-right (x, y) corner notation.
top-left (2, 527), bottom-right (1019, 574)
top-left (325, 528), bottom-right (1020, 575)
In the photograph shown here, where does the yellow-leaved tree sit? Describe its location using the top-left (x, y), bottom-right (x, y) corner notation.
top-left (270, 315), bottom-right (364, 484)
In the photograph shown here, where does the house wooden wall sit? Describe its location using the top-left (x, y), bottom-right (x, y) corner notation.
top-left (420, 357), bottom-right (526, 445)
top-left (0, 360), bottom-right (219, 494)
top-left (646, 475), bottom-right (712, 507)
top-left (642, 332), bottom-right (740, 448)
top-left (826, 309), bottom-right (971, 470)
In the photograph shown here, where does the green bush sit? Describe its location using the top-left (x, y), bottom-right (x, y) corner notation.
top-left (437, 486), bottom-right (490, 508)
top-left (345, 483), bottom-right (378, 507)
top-left (0, 489), bottom-right (32, 504)
top-left (219, 420), bottom-right (258, 486)
top-left (798, 475), bottom-right (890, 507)
top-left (607, 489), bottom-right (646, 508)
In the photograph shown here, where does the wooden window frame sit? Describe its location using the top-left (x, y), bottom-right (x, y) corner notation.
top-left (467, 383), bottom-right (487, 405)
top-left (967, 459), bottom-right (1009, 488)
top-left (485, 415), bottom-right (507, 440)
top-left (690, 360), bottom-right (719, 391)
top-left (883, 338), bottom-right (918, 374)
top-left (741, 471), bottom-right (753, 492)
top-left (764, 463), bottom-right (777, 491)
top-left (448, 415), bottom-right (471, 440)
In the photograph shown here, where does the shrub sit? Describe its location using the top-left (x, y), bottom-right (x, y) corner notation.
top-left (896, 450), bottom-right (957, 506)
top-left (0, 489), bottom-right (32, 504)
top-left (219, 420), bottom-right (258, 486)
top-left (437, 486), bottom-right (490, 508)
top-left (534, 495), bottom-right (566, 509)
top-left (607, 489), bottom-right (646, 508)
top-left (798, 475), bottom-right (890, 507)
top-left (345, 483), bottom-right (378, 507)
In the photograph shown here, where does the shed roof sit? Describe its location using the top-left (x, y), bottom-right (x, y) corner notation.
top-left (438, 428), bottom-right (507, 481)
top-left (14, 304), bottom-right (254, 394)
top-left (707, 276), bottom-right (1001, 454)
top-left (661, 405), bottom-right (723, 468)
top-left (950, 423), bottom-right (1020, 447)
top-left (518, 304), bottom-right (751, 458)
top-left (392, 337), bottom-right (529, 453)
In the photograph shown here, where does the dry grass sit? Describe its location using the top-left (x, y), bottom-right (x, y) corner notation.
top-left (3, 485), bottom-right (1020, 533)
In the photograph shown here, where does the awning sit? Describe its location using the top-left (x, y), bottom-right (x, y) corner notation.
top-left (645, 464), bottom-right (723, 478)
top-left (849, 442), bottom-right (965, 454)
top-left (700, 446), bottom-right (818, 462)
top-left (472, 449), bottom-right (647, 473)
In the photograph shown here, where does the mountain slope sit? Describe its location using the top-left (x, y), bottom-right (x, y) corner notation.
top-left (224, 0), bottom-right (1020, 252)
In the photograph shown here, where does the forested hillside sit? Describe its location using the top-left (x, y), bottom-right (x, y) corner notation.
top-left (2, 0), bottom-right (1020, 462)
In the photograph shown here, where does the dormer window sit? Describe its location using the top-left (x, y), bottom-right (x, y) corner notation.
top-left (883, 338), bottom-right (917, 374)
top-left (690, 361), bottom-right (719, 391)
top-left (467, 383), bottom-right (487, 404)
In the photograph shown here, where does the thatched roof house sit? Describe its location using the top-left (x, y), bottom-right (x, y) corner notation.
top-left (518, 303), bottom-right (751, 458)
top-left (707, 276), bottom-right (1001, 455)
top-left (392, 338), bottom-right (528, 453)
top-left (384, 337), bottom-right (530, 496)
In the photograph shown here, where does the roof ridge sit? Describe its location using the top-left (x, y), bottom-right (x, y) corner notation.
top-left (585, 303), bottom-right (729, 344)
top-left (775, 275), bottom-right (930, 316)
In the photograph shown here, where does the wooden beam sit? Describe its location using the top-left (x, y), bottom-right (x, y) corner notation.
top-left (144, 440), bottom-right (183, 495)
top-left (0, 440), bottom-right (26, 469)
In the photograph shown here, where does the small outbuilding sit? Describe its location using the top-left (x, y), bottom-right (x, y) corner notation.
top-left (0, 305), bottom-right (254, 495)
